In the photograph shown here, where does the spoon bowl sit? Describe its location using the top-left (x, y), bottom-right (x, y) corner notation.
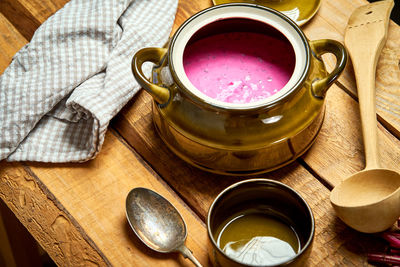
top-left (331, 169), bottom-right (400, 233)
top-left (126, 187), bottom-right (203, 266)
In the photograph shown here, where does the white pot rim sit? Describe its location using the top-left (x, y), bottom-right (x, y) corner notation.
top-left (169, 3), bottom-right (310, 110)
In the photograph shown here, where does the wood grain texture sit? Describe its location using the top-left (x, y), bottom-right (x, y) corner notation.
top-left (0, 0), bottom-right (68, 41)
top-left (0, 162), bottom-right (109, 266)
top-left (114, 92), bottom-right (230, 220)
top-left (171, 0), bottom-right (210, 34)
top-left (114, 100), bottom-right (387, 266)
top-left (0, 0), bottom-right (41, 41)
top-left (0, 0), bottom-right (400, 266)
top-left (298, 3), bottom-right (400, 188)
top-left (0, 2), bottom-right (209, 265)
top-left (305, 0), bottom-right (400, 139)
top-left (28, 131), bottom-right (210, 267)
top-left (113, 0), bottom-right (400, 265)
top-left (375, 23), bottom-right (400, 138)
top-left (0, 14), bottom-right (26, 74)
top-left (303, 85), bottom-right (400, 187)
top-left (0, 132), bottom-right (210, 266)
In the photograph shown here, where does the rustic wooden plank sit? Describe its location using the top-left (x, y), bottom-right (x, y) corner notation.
top-left (0, 0), bottom-right (68, 41)
top-left (0, 0), bottom-right (41, 41)
top-left (114, 98), bottom-right (387, 266)
top-left (113, 0), bottom-right (400, 265)
top-left (13, 0), bottom-right (68, 22)
top-left (114, 92), bottom-right (234, 218)
top-left (291, 0), bottom-right (400, 186)
top-left (0, 134), bottom-right (209, 265)
top-left (5, 0), bottom-right (400, 140)
top-left (0, 0), bottom-right (398, 267)
top-left (114, 0), bottom-right (400, 214)
top-left (304, 0), bottom-right (400, 139)
top-left (27, 131), bottom-right (209, 266)
top-left (0, 0), bottom-right (69, 40)
top-left (0, 13), bottom-right (26, 74)
top-left (302, 84), bottom-right (400, 187)
top-left (0, 132), bottom-right (210, 266)
top-left (171, 0), bottom-right (209, 34)
top-left (0, 162), bottom-right (109, 266)
top-left (0, 6), bottom-right (209, 266)
top-left (0, 14), bottom-right (43, 267)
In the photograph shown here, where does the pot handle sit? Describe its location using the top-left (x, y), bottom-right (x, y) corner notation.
top-left (310, 39), bottom-right (348, 99)
top-left (132, 47), bottom-right (170, 104)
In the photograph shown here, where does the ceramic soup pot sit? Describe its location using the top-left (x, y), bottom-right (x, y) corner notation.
top-left (132, 4), bottom-right (347, 175)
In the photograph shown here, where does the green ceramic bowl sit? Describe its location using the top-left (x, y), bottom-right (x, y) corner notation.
top-left (132, 4), bottom-right (347, 175)
top-left (207, 179), bottom-right (315, 266)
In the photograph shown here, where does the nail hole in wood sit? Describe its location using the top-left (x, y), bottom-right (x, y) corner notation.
top-left (366, 11), bottom-right (373, 15)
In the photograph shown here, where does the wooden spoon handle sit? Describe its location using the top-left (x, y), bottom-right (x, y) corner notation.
top-left (352, 56), bottom-right (380, 169)
top-left (344, 0), bottom-right (394, 169)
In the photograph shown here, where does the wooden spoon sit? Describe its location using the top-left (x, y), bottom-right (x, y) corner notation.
top-left (330, 0), bottom-right (400, 233)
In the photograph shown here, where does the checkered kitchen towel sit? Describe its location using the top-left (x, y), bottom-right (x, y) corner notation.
top-left (0, 0), bottom-right (177, 162)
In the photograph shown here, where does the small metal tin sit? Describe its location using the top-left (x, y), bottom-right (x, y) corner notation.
top-left (207, 179), bottom-right (315, 266)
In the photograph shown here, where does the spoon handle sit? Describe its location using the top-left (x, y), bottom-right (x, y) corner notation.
top-left (177, 245), bottom-right (203, 267)
top-left (344, 0), bottom-right (393, 170)
top-left (351, 50), bottom-right (380, 169)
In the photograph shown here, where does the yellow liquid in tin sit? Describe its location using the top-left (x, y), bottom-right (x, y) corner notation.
top-left (216, 213), bottom-right (300, 266)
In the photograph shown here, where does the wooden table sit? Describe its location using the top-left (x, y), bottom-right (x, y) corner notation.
top-left (1, 0), bottom-right (400, 266)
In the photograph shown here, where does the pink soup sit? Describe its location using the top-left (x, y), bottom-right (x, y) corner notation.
top-left (183, 32), bottom-right (295, 104)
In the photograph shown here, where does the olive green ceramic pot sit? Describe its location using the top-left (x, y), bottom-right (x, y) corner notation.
top-left (132, 4), bottom-right (347, 175)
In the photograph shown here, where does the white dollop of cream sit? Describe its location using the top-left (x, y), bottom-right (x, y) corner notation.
top-left (223, 236), bottom-right (296, 266)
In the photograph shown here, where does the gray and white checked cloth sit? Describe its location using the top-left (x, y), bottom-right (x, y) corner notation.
top-left (0, 0), bottom-right (178, 162)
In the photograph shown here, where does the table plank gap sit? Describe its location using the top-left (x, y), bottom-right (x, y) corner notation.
top-left (1, 0), bottom-right (400, 266)
top-left (0, 10), bottom-right (100, 266)
top-left (27, 131), bottom-right (210, 266)
top-left (305, 0), bottom-right (400, 140)
top-left (21, 163), bottom-right (113, 264)
top-left (110, 127), bottom-right (207, 227)
top-left (302, 84), bottom-right (400, 188)
top-left (0, 0), bottom-right (42, 41)
top-left (0, 4), bottom-right (209, 266)
top-left (297, 158), bottom-right (334, 190)
top-left (335, 79), bottom-right (400, 141)
top-left (113, 89), bottom-right (390, 266)
top-left (0, 13), bottom-right (27, 73)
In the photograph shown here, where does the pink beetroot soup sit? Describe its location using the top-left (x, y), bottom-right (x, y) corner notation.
top-left (183, 32), bottom-right (295, 104)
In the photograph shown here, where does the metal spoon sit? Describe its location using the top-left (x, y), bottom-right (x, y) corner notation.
top-left (126, 187), bottom-right (203, 267)
top-left (330, 0), bottom-right (400, 233)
